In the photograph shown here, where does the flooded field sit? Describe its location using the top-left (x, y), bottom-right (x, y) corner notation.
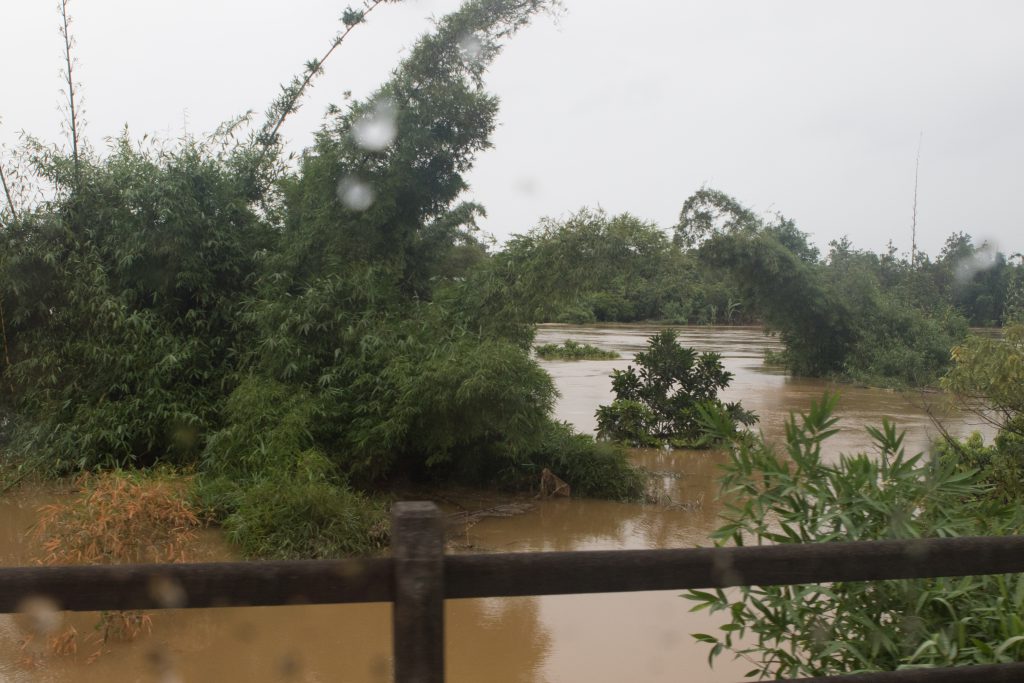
top-left (0, 325), bottom-right (995, 682)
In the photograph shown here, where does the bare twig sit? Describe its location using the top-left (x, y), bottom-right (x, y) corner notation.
top-left (58, 0), bottom-right (82, 177)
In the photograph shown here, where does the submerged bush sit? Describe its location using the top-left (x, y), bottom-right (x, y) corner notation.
top-left (525, 421), bottom-right (645, 500)
top-left (843, 297), bottom-right (968, 388)
top-left (596, 329), bottom-right (755, 447)
top-left (534, 340), bottom-right (619, 360)
top-left (33, 469), bottom-right (201, 565)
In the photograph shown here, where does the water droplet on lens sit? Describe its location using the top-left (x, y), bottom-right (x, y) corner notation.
top-left (352, 99), bottom-right (397, 151)
top-left (514, 177), bottom-right (538, 196)
top-left (148, 575), bottom-right (187, 609)
top-left (457, 32), bottom-right (484, 62)
top-left (337, 177), bottom-right (375, 212)
top-left (18, 595), bottom-right (62, 636)
top-left (147, 644), bottom-right (183, 683)
top-left (370, 655), bottom-right (389, 682)
top-left (279, 653), bottom-right (301, 678)
top-left (953, 241), bottom-right (999, 285)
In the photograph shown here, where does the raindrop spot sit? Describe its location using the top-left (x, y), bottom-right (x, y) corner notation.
top-left (352, 99), bottom-right (398, 152)
top-left (457, 32), bottom-right (484, 63)
top-left (278, 653), bottom-right (302, 678)
top-left (17, 595), bottom-right (62, 636)
top-left (337, 178), bottom-right (375, 212)
top-left (148, 575), bottom-right (187, 609)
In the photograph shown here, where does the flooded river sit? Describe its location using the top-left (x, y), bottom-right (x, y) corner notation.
top-left (0, 325), bottom-right (995, 682)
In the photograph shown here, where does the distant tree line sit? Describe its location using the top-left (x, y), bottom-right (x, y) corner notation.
top-left (494, 189), bottom-right (1021, 386)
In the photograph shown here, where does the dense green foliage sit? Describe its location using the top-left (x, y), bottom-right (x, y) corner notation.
top-left (943, 323), bottom-right (1024, 431)
top-left (534, 340), bottom-right (619, 360)
top-left (683, 190), bottom-right (971, 386)
top-left (490, 189), bottom-right (1020, 353)
top-left (198, 449), bottom-right (390, 560)
top-left (939, 323), bottom-right (1024, 501)
top-left (525, 420), bottom-right (645, 500)
top-left (496, 209), bottom-right (752, 325)
top-left (687, 394), bottom-right (1024, 677)
top-left (490, 185), bottom-right (1017, 386)
top-left (595, 330), bottom-right (755, 447)
top-left (0, 0), bottom-right (644, 558)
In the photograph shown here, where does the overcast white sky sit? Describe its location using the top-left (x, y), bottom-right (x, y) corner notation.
top-left (2, 1), bottom-right (1022, 257)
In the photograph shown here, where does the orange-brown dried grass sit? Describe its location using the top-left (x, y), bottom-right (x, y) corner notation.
top-left (33, 470), bottom-right (201, 566)
top-left (24, 469), bottom-right (200, 664)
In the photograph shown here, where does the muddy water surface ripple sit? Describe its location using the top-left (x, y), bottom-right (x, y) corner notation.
top-left (0, 325), bottom-right (994, 682)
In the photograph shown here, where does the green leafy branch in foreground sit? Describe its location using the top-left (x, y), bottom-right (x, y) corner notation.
top-left (686, 394), bottom-right (1024, 678)
top-left (534, 339), bottom-right (619, 360)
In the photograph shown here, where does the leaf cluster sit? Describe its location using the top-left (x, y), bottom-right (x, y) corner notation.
top-left (687, 394), bottom-right (1024, 677)
top-left (595, 329), bottom-right (755, 448)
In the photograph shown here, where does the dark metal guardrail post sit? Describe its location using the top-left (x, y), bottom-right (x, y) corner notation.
top-left (392, 502), bottom-right (445, 683)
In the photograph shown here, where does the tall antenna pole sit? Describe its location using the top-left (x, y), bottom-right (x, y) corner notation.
top-left (911, 132), bottom-right (922, 268)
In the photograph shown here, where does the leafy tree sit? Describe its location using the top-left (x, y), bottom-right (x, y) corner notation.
top-left (1, 137), bottom-right (272, 469)
top-left (673, 187), bottom-right (761, 250)
top-left (495, 207), bottom-right (754, 325)
top-left (691, 188), bottom-right (967, 386)
top-left (699, 211), bottom-right (858, 376)
top-left (595, 330), bottom-right (755, 447)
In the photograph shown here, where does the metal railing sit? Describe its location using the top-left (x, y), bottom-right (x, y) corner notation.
top-left (3, 501), bottom-right (1024, 682)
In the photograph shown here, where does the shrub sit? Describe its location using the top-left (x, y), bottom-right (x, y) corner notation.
top-left (843, 298), bottom-right (968, 388)
top-left (534, 340), bottom-right (619, 360)
top-left (596, 329), bottom-right (755, 447)
top-left (526, 421), bottom-right (645, 500)
top-left (196, 449), bottom-right (388, 560)
top-left (553, 303), bottom-right (597, 324)
top-left (686, 394), bottom-right (1024, 677)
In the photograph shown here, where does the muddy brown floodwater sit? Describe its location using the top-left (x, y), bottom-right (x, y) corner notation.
top-left (0, 325), bottom-right (996, 682)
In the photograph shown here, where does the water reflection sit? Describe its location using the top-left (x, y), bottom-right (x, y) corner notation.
top-left (448, 598), bottom-right (552, 683)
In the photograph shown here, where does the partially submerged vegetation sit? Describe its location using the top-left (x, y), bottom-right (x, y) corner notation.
top-left (33, 469), bottom-right (201, 566)
top-left (3, 4), bottom-right (1024, 677)
top-left (24, 469), bottom-right (201, 662)
top-left (534, 339), bottom-right (619, 360)
top-left (596, 330), bottom-right (756, 448)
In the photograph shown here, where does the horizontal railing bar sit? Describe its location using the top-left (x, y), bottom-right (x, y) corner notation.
top-left (0, 558), bottom-right (393, 613)
top-left (3, 535), bottom-right (1024, 613)
top-left (444, 535), bottom-right (1024, 598)
top-left (770, 661), bottom-right (1024, 682)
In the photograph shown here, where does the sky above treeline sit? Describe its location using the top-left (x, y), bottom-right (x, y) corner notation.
top-left (2, 0), bottom-right (1022, 258)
